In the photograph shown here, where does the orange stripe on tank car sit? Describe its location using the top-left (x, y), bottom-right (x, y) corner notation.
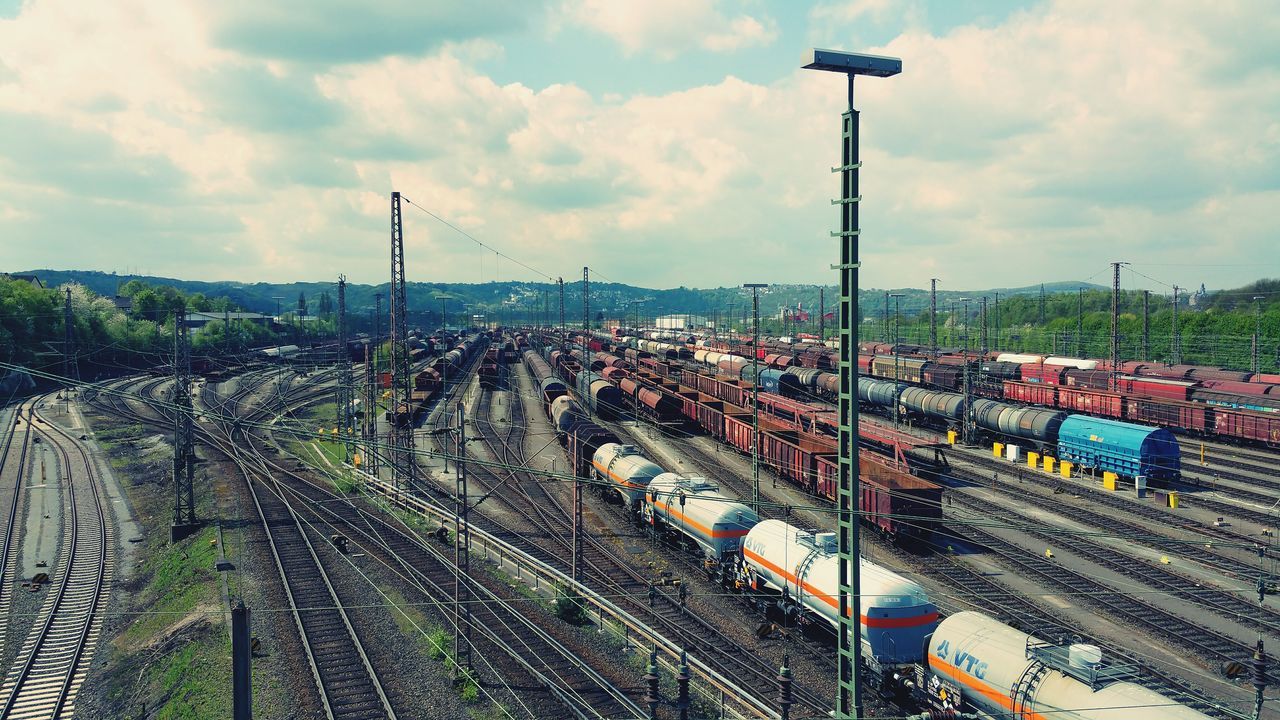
top-left (928, 655), bottom-right (1048, 720)
top-left (651, 499), bottom-right (751, 539)
top-left (742, 547), bottom-right (938, 628)
top-left (591, 460), bottom-right (646, 489)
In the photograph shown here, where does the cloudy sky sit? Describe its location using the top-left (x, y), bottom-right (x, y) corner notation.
top-left (1, 1), bottom-right (1277, 292)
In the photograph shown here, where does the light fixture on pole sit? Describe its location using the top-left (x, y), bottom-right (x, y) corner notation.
top-left (743, 283), bottom-right (769, 513)
top-left (802, 46), bottom-right (901, 720)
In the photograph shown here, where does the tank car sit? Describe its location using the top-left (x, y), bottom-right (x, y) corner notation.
top-left (739, 520), bottom-right (938, 689)
top-left (591, 443), bottom-right (663, 509)
top-left (926, 611), bottom-right (1212, 720)
top-left (643, 474), bottom-right (757, 568)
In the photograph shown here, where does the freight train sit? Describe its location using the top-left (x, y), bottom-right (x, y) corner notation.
top-left (520, 333), bottom-right (1215, 719)
top-left (384, 333), bottom-right (488, 426)
top-left (603, 329), bottom-right (1280, 447)
top-left (527, 343), bottom-right (943, 542)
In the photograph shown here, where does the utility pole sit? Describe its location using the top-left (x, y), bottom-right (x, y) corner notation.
top-left (979, 296), bottom-right (989, 355)
top-left (803, 47), bottom-right (900, 720)
top-left (958, 298), bottom-right (973, 444)
top-left (389, 192), bottom-right (416, 492)
top-left (1172, 285), bottom-right (1182, 365)
top-left (337, 276), bottom-right (354, 463)
top-left (363, 343), bottom-right (378, 477)
top-left (583, 267), bottom-right (590, 333)
top-left (745, 283), bottom-right (769, 513)
top-left (819, 287), bottom-right (825, 344)
top-left (890, 293), bottom-right (904, 424)
top-left (1039, 283), bottom-right (1046, 325)
top-left (1076, 288), bottom-right (1084, 358)
top-left (1142, 290), bottom-right (1150, 362)
top-left (62, 287), bottom-right (79, 389)
top-left (453, 401), bottom-right (472, 671)
top-left (929, 278), bottom-right (938, 360)
top-left (558, 277), bottom-right (566, 353)
top-left (882, 291), bottom-right (890, 343)
top-left (1110, 262), bottom-right (1125, 391)
top-left (232, 601), bottom-right (252, 720)
top-left (1253, 295), bottom-right (1265, 374)
top-left (224, 307), bottom-right (231, 356)
top-left (572, 439), bottom-right (583, 584)
top-left (171, 310), bottom-right (197, 541)
top-left (993, 291), bottom-right (1000, 351)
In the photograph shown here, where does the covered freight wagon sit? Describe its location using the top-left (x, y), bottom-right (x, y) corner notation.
top-left (1056, 416), bottom-right (1180, 480)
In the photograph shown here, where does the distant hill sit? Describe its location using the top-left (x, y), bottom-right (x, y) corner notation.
top-left (17, 270), bottom-right (1112, 315)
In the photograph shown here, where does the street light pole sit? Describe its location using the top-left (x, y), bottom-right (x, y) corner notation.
top-left (889, 293), bottom-right (904, 425)
top-left (744, 283), bottom-right (769, 514)
top-left (802, 46), bottom-right (901, 720)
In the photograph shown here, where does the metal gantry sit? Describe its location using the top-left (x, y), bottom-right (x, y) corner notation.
top-left (803, 46), bottom-right (901, 720)
top-left (929, 278), bottom-right (939, 359)
top-left (337, 275), bottom-right (354, 463)
top-left (1172, 285), bottom-right (1182, 365)
top-left (1109, 262), bottom-right (1126, 391)
top-left (583, 266), bottom-right (590, 332)
top-left (389, 192), bottom-right (417, 490)
top-left (172, 309), bottom-right (198, 540)
top-left (744, 283), bottom-right (769, 512)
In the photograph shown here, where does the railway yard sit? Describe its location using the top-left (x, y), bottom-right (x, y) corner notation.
top-left (1, 324), bottom-right (1277, 720)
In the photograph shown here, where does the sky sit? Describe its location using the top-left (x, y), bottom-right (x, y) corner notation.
top-left (0, 0), bottom-right (1277, 293)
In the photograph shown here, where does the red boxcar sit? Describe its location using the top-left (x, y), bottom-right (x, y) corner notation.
top-left (1003, 380), bottom-right (1057, 407)
top-left (1058, 386), bottom-right (1124, 418)
top-left (1197, 380), bottom-right (1271, 397)
top-left (814, 453), bottom-right (943, 540)
top-left (1250, 373), bottom-right (1280, 385)
top-left (1118, 376), bottom-right (1195, 402)
top-left (1212, 407), bottom-right (1280, 446)
top-left (761, 429), bottom-right (836, 491)
top-left (1020, 363), bottom-right (1068, 385)
top-left (1125, 396), bottom-right (1208, 433)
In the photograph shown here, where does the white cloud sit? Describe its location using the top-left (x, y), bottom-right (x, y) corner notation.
top-left (0, 0), bottom-right (1277, 294)
top-left (564, 0), bottom-right (776, 58)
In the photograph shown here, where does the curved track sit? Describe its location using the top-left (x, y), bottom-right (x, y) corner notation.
top-left (0, 403), bottom-right (112, 720)
top-left (0, 401), bottom-right (35, 646)
top-left (465, 379), bottom-right (832, 717)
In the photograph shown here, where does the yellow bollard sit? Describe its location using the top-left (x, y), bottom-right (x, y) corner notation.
top-left (1044, 549), bottom-right (1054, 559)
top-left (947, 430), bottom-right (958, 445)
top-left (1027, 451), bottom-right (1040, 469)
top-left (993, 442), bottom-right (1004, 457)
top-left (1168, 491), bottom-right (1180, 509)
top-left (1043, 456), bottom-right (1056, 474)
top-left (1060, 461), bottom-right (1073, 478)
top-left (1103, 476), bottom-right (1117, 491)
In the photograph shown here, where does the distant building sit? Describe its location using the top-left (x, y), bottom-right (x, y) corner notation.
top-left (186, 311), bottom-right (270, 330)
top-left (111, 296), bottom-right (133, 313)
top-left (1, 273), bottom-right (43, 288)
top-left (655, 314), bottom-right (709, 330)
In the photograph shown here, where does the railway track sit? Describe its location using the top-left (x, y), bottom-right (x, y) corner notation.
top-left (466, 380), bottom-right (832, 717)
top-left (945, 494), bottom-right (1280, 634)
top-left (942, 451), bottom-right (1274, 579)
top-left (105, 360), bottom-right (646, 719)
top-left (238, 441), bottom-right (399, 719)
top-left (0, 403), bottom-right (113, 720)
top-left (0, 401), bottom-right (35, 649)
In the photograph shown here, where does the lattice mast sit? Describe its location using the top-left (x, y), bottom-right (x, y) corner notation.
top-left (172, 310), bottom-right (197, 540)
top-left (336, 275), bottom-right (354, 462)
top-left (389, 192), bottom-right (416, 489)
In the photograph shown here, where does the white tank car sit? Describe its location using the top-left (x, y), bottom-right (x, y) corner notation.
top-left (927, 612), bottom-right (1214, 720)
top-left (1044, 357), bottom-right (1099, 370)
top-left (592, 443), bottom-right (663, 508)
top-left (739, 520), bottom-right (937, 664)
top-left (996, 353), bottom-right (1046, 364)
top-left (644, 474), bottom-right (757, 562)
